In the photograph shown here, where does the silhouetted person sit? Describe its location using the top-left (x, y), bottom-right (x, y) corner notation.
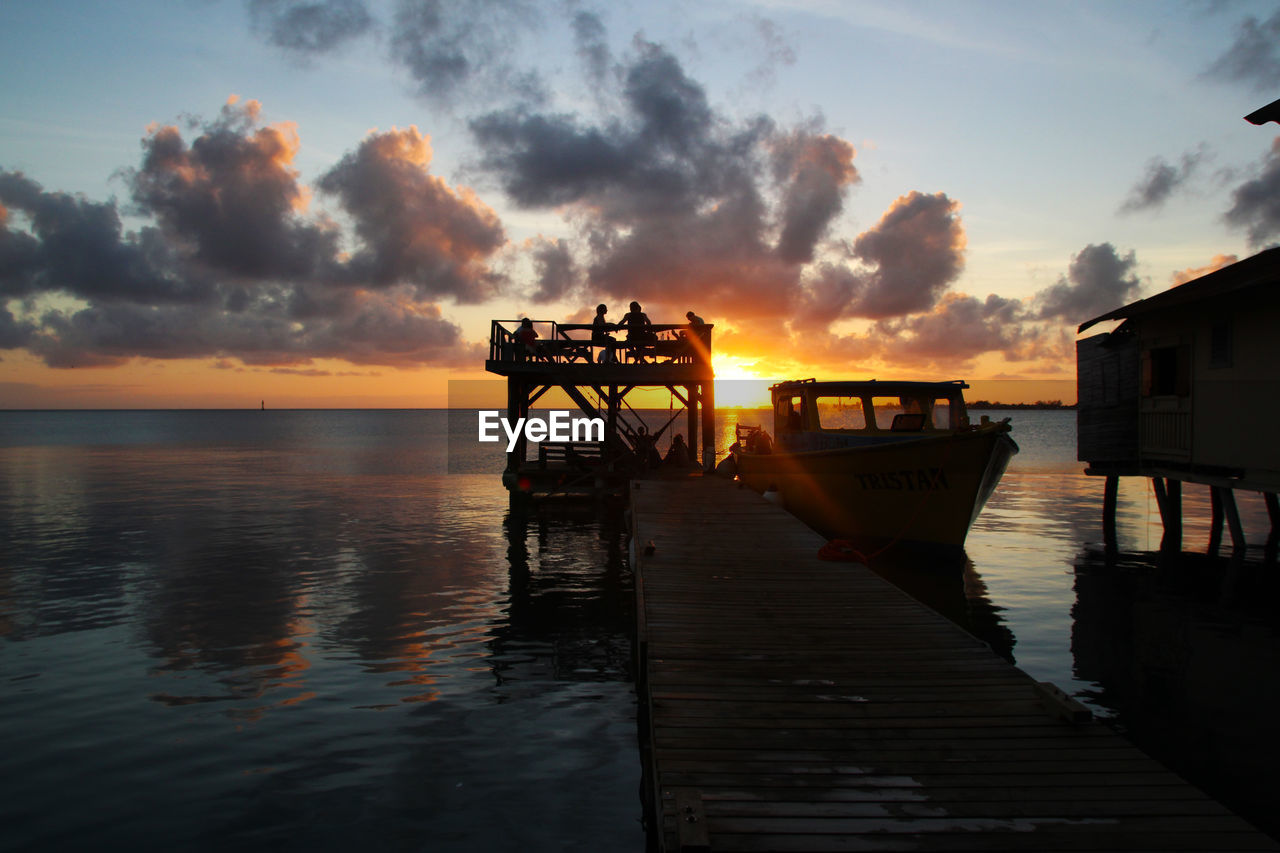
top-left (620, 301), bottom-right (655, 361)
top-left (516, 318), bottom-right (539, 360)
top-left (681, 310), bottom-right (709, 362)
top-left (664, 433), bottom-right (693, 467)
top-left (592, 303), bottom-right (616, 363)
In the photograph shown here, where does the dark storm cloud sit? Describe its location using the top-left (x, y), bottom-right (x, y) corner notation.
top-left (1033, 243), bottom-right (1142, 322)
top-left (317, 126), bottom-right (506, 300)
top-left (1202, 9), bottom-right (1280, 92)
top-left (1224, 137), bottom-right (1280, 248)
top-left (1, 102), bottom-right (507, 369)
top-left (248, 0), bottom-right (373, 53)
top-left (1119, 148), bottom-right (1205, 213)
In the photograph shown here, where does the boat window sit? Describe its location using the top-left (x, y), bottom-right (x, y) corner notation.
top-left (870, 397), bottom-right (909, 430)
top-left (931, 399), bottom-right (953, 429)
top-left (776, 395), bottom-right (804, 431)
top-left (814, 396), bottom-right (867, 430)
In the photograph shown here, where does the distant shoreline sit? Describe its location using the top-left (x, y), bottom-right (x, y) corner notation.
top-left (967, 401), bottom-right (1075, 410)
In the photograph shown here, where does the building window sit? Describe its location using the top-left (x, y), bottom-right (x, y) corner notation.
top-left (1209, 320), bottom-right (1233, 369)
top-left (1143, 345), bottom-right (1189, 397)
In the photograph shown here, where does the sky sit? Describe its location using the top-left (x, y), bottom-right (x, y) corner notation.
top-left (1, 0), bottom-right (1278, 408)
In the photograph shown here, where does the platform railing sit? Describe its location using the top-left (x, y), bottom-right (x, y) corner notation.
top-left (488, 319), bottom-right (712, 366)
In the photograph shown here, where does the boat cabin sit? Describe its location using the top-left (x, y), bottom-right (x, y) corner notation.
top-left (769, 380), bottom-right (973, 452)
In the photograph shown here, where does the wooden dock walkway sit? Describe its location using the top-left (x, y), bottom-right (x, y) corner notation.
top-left (630, 476), bottom-right (1277, 852)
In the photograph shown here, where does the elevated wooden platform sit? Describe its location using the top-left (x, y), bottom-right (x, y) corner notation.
top-left (631, 477), bottom-right (1277, 851)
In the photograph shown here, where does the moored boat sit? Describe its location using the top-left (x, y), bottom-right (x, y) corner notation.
top-left (733, 379), bottom-right (1017, 551)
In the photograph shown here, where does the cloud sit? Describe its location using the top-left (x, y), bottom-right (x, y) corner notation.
top-left (1119, 147), bottom-right (1205, 213)
top-left (846, 191), bottom-right (965, 319)
top-left (528, 237), bottom-right (580, 303)
top-left (875, 293), bottom-right (1028, 367)
top-left (128, 98), bottom-right (338, 282)
top-left (1224, 137), bottom-right (1280, 248)
top-left (317, 125), bottom-right (506, 300)
top-left (1, 100), bottom-right (507, 369)
top-left (1202, 9), bottom-right (1280, 92)
top-left (22, 286), bottom-right (476, 369)
top-left (1171, 254), bottom-right (1237, 286)
top-left (248, 0), bottom-right (374, 53)
top-left (390, 0), bottom-right (545, 106)
top-left (773, 130), bottom-right (859, 264)
top-left (1033, 243), bottom-right (1142, 322)
top-left (0, 170), bottom-right (202, 305)
top-left (469, 38), bottom-right (880, 324)
top-left (571, 9), bottom-right (612, 87)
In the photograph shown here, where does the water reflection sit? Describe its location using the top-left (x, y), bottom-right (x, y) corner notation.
top-left (0, 418), bottom-right (642, 851)
top-left (1071, 547), bottom-right (1280, 839)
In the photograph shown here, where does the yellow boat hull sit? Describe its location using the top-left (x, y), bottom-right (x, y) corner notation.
top-left (735, 425), bottom-right (1017, 550)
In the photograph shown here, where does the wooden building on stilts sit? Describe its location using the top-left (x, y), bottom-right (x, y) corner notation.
top-left (1077, 247), bottom-right (1280, 559)
top-left (484, 318), bottom-right (714, 499)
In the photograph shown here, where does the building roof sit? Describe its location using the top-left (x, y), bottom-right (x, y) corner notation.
top-left (1077, 246), bottom-right (1280, 333)
top-left (1245, 97), bottom-right (1280, 126)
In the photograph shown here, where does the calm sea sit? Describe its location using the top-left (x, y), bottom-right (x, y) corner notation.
top-left (2, 409), bottom-right (1277, 849)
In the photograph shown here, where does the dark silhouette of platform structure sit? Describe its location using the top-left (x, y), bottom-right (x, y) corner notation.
top-left (485, 318), bottom-right (715, 498)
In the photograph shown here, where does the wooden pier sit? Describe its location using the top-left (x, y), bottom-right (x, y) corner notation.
top-left (631, 476), bottom-right (1276, 852)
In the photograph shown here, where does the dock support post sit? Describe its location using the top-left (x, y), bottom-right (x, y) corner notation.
top-left (1152, 477), bottom-right (1182, 553)
top-left (1221, 486), bottom-right (1246, 558)
top-left (1265, 492), bottom-right (1279, 564)
top-left (700, 380), bottom-right (715, 472)
top-left (1102, 474), bottom-right (1119, 558)
top-left (686, 384), bottom-right (698, 461)
top-left (506, 378), bottom-right (529, 476)
top-left (1209, 486), bottom-right (1225, 558)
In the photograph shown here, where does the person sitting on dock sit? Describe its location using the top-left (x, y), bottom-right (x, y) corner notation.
top-left (620, 301), bottom-right (657, 361)
top-left (592, 303), bottom-right (617, 363)
top-left (516, 317), bottom-right (539, 360)
top-left (663, 433), bottom-right (694, 467)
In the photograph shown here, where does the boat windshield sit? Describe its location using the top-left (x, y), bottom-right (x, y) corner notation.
top-left (813, 393), bottom-right (959, 432)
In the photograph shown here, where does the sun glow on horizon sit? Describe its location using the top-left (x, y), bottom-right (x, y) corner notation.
top-left (712, 354), bottom-right (773, 408)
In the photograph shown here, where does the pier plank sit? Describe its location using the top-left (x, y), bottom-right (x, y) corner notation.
top-left (632, 477), bottom-right (1277, 852)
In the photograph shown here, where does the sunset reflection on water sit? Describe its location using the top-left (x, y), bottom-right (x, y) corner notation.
top-left (2, 409), bottom-right (1278, 847)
